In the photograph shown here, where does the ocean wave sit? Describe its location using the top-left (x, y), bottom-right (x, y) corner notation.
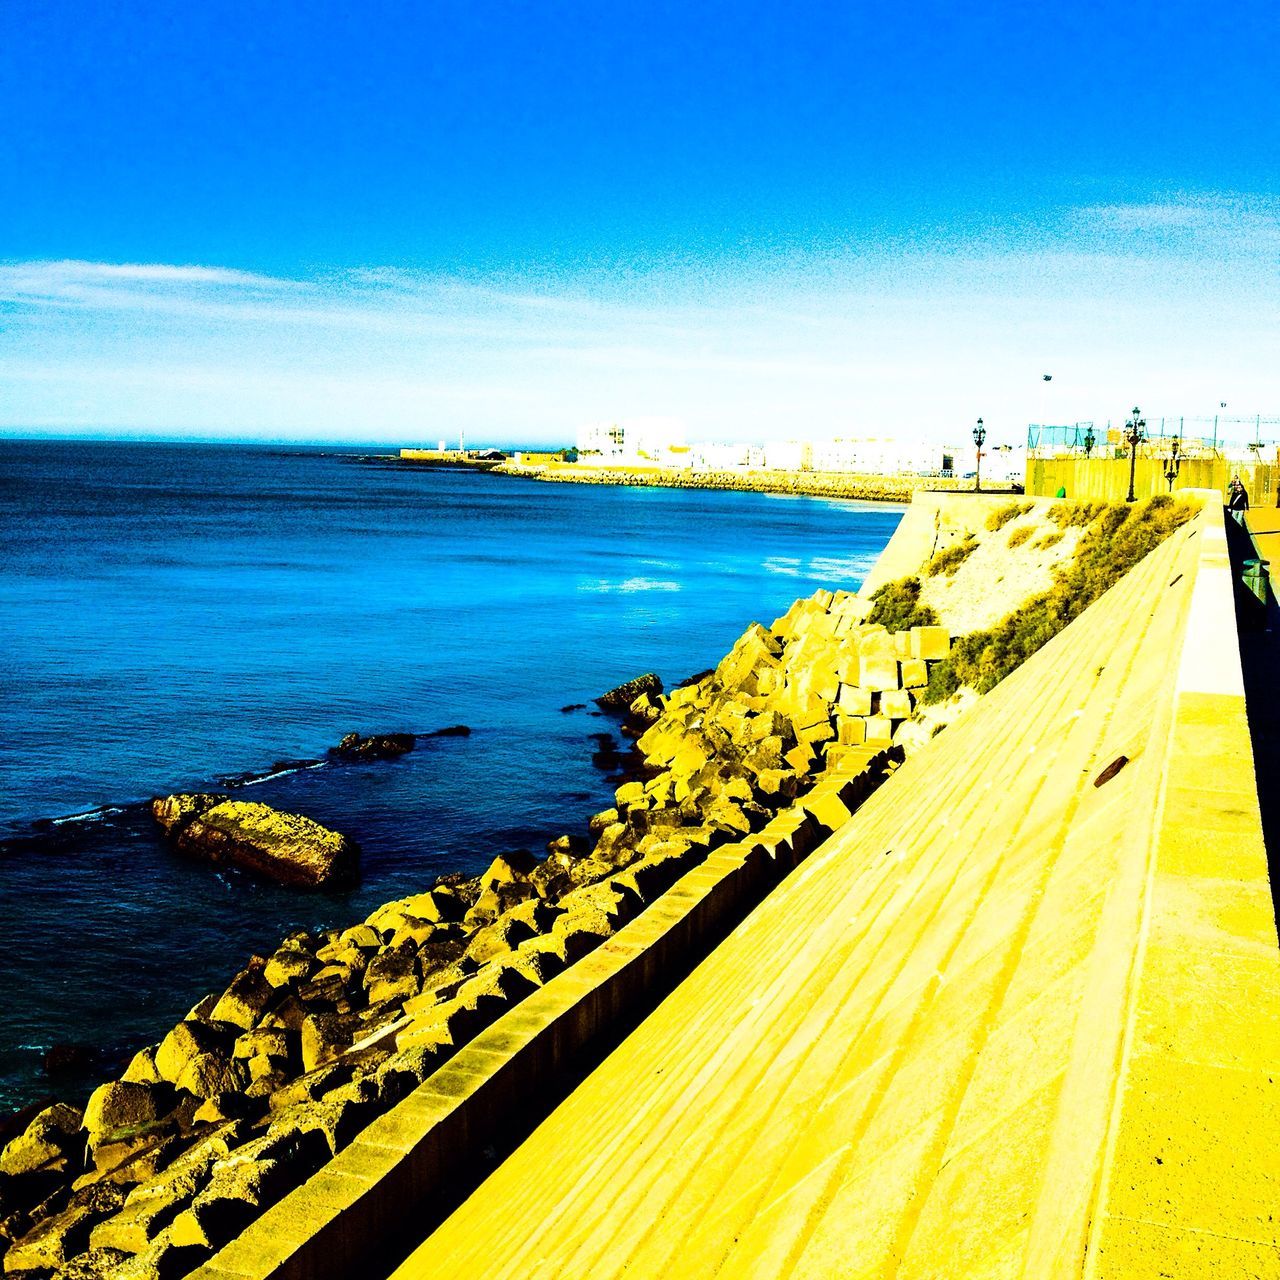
top-left (581, 577), bottom-right (681, 594)
top-left (235, 761), bottom-right (327, 788)
top-left (762, 557), bottom-right (802, 576)
top-left (49, 805), bottom-right (127, 827)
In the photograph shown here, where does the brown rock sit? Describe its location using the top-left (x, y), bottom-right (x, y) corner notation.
top-left (362, 948), bottom-right (420, 1006)
top-left (5, 1181), bottom-right (125, 1274)
top-left (595, 672), bottom-right (663, 711)
top-left (330, 731), bottom-right (416, 761)
top-left (83, 1083), bottom-right (167, 1146)
top-left (154, 1022), bottom-right (237, 1099)
top-left (0, 1103), bottom-right (83, 1177)
top-left (172, 801), bottom-right (360, 889)
top-left (149, 794), bottom-right (225, 836)
top-left (210, 967), bottom-right (276, 1030)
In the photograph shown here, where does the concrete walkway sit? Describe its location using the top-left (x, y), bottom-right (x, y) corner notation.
top-left (391, 502), bottom-right (1279, 1279)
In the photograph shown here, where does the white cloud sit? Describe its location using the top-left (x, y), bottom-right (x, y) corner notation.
top-left (1, 197), bottom-right (1277, 444)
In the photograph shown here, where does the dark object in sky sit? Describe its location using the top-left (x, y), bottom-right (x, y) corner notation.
top-left (1043, 373), bottom-right (1053, 381)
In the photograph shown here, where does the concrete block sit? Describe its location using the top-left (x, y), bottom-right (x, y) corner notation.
top-left (898, 659), bottom-right (926, 689)
top-left (834, 649), bottom-right (860, 684)
top-left (857, 628), bottom-right (895, 657)
top-left (860, 655), bottom-right (901, 691)
top-left (836, 716), bottom-right (867, 746)
top-left (864, 715), bottom-right (894, 745)
top-left (879, 689), bottom-right (914, 720)
top-left (910, 625), bottom-right (951, 660)
top-left (837, 684), bottom-right (872, 716)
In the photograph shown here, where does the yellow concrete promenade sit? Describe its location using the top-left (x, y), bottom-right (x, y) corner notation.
top-left (393, 501), bottom-right (1280, 1279)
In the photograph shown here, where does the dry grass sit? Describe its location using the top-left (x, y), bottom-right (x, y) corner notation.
top-left (922, 496), bottom-right (1197, 701)
top-left (925, 534), bottom-right (979, 577)
top-left (987, 501), bottom-right (1034, 531)
top-left (1007, 525), bottom-right (1034, 548)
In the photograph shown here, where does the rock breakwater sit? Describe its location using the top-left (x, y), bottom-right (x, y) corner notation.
top-left (0, 593), bottom-right (964, 1279)
top-left (499, 463), bottom-right (971, 504)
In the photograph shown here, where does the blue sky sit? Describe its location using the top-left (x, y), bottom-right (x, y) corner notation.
top-left (1, 0), bottom-right (1277, 444)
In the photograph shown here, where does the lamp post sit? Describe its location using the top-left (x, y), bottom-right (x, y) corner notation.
top-left (1124, 406), bottom-right (1146, 503)
top-left (1163, 438), bottom-right (1181, 492)
top-left (1083, 425), bottom-right (1096, 459)
top-left (973, 418), bottom-right (986, 492)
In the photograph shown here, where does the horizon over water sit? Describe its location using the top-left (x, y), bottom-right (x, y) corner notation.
top-left (0, 440), bottom-right (902, 1112)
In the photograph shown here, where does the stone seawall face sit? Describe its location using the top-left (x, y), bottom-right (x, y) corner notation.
top-left (393, 499), bottom-right (1274, 1280)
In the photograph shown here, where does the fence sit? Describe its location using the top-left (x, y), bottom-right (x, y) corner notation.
top-left (1028, 416), bottom-right (1280, 460)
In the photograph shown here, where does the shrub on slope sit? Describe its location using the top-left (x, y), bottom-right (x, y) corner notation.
top-left (922, 496), bottom-right (1196, 702)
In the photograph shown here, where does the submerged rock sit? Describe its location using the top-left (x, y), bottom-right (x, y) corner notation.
top-left (168, 801), bottom-right (360, 889)
top-left (595, 673), bottom-right (663, 712)
top-left (329, 732), bottom-right (415, 762)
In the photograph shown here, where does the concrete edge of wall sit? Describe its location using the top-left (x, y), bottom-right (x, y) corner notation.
top-left (189, 763), bottom-right (888, 1280)
top-left (1081, 494), bottom-right (1278, 1274)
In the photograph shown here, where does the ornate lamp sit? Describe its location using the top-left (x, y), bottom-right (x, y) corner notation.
top-left (1124, 406), bottom-right (1146, 503)
top-left (1163, 437), bottom-right (1181, 492)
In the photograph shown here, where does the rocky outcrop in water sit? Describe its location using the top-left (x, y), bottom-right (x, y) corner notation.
top-left (595, 673), bottom-right (662, 712)
top-left (330, 732), bottom-right (415, 762)
top-left (419, 724), bottom-right (471, 739)
top-left (152, 798), bottom-right (360, 889)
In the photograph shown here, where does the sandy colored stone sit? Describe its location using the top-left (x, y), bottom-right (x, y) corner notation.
top-left (910, 625), bottom-right (951, 660)
top-left (174, 801), bottom-right (359, 889)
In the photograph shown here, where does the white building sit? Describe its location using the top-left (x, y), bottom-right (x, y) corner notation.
top-left (688, 442), bottom-right (766, 471)
top-left (808, 436), bottom-right (955, 475)
top-left (576, 418), bottom-right (688, 465)
top-left (763, 440), bottom-right (814, 472)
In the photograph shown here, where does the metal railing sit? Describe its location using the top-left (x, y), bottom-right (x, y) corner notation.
top-left (1029, 416), bottom-right (1280, 459)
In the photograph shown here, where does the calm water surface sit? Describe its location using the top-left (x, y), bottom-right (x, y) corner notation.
top-left (0, 441), bottom-right (902, 1111)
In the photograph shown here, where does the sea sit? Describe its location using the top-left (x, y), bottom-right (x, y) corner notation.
top-left (0, 440), bottom-right (903, 1114)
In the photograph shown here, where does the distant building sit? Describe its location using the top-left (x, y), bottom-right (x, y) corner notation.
top-left (576, 419), bottom-right (688, 465)
top-left (688, 442), bottom-right (766, 471)
top-left (808, 437), bottom-right (955, 475)
top-left (764, 440), bottom-right (813, 472)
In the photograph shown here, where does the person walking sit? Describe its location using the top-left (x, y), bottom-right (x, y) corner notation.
top-left (1228, 476), bottom-right (1250, 526)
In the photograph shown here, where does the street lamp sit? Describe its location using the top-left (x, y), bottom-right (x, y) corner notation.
top-left (1163, 438), bottom-right (1181, 492)
top-left (1083, 425), bottom-right (1096, 459)
top-left (973, 418), bottom-right (986, 492)
top-left (1124, 406), bottom-right (1146, 503)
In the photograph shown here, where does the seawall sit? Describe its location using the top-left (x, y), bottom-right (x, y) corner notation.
top-left (396, 494), bottom-right (1280, 1279)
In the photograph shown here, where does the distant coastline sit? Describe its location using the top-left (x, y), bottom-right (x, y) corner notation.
top-left (393, 451), bottom-right (993, 504)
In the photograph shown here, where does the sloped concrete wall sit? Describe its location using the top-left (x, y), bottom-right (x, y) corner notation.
top-left (401, 499), bottom-right (1279, 1280)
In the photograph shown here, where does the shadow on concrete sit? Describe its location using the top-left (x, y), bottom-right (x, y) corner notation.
top-left (1226, 511), bottom-right (1280, 927)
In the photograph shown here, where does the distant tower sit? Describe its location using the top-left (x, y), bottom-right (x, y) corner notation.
top-left (459, 431), bottom-right (466, 452)
top-left (438, 438), bottom-right (446, 452)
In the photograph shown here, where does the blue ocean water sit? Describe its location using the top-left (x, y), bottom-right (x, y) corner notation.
top-left (0, 441), bottom-right (902, 1112)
